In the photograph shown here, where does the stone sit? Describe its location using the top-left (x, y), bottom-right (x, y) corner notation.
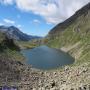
top-left (50, 87), bottom-right (57, 90)
top-left (50, 80), bottom-right (56, 88)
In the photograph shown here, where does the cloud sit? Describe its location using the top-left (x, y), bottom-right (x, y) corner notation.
top-left (0, 0), bottom-right (13, 5)
top-left (33, 19), bottom-right (40, 24)
top-left (0, 0), bottom-right (90, 24)
top-left (17, 24), bottom-right (21, 28)
top-left (3, 19), bottom-right (15, 24)
top-left (15, 0), bottom-right (59, 24)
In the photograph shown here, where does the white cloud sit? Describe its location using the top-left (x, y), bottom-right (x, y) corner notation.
top-left (3, 19), bottom-right (15, 24)
top-left (0, 0), bottom-right (13, 5)
top-left (17, 24), bottom-right (21, 28)
top-left (15, 0), bottom-right (59, 24)
top-left (33, 19), bottom-right (40, 24)
top-left (0, 0), bottom-right (90, 24)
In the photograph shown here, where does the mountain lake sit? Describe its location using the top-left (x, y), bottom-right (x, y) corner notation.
top-left (21, 46), bottom-right (74, 70)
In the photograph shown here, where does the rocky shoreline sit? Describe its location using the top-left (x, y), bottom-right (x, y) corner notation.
top-left (42, 63), bottom-right (90, 90)
top-left (0, 54), bottom-right (44, 90)
top-left (0, 52), bottom-right (90, 90)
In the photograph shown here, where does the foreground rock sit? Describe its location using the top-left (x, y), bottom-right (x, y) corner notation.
top-left (0, 54), bottom-right (45, 89)
top-left (0, 53), bottom-right (90, 90)
top-left (41, 63), bottom-right (90, 90)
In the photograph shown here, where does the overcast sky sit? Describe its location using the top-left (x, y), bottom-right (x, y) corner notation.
top-left (0, 0), bottom-right (90, 36)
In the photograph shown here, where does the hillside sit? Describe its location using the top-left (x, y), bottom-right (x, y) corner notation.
top-left (0, 30), bottom-right (44, 89)
top-left (0, 31), bottom-right (25, 61)
top-left (46, 2), bottom-right (90, 65)
top-left (0, 25), bottom-right (42, 49)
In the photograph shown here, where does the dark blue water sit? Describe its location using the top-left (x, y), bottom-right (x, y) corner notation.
top-left (21, 46), bottom-right (74, 70)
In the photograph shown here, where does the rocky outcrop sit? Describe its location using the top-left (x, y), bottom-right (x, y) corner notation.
top-left (0, 54), bottom-right (45, 89)
top-left (37, 63), bottom-right (90, 90)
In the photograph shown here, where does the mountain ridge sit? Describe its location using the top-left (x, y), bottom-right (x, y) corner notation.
top-left (0, 25), bottom-right (41, 41)
top-left (45, 2), bottom-right (90, 66)
top-left (49, 2), bottom-right (90, 36)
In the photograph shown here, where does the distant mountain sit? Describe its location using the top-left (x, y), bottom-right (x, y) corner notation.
top-left (0, 26), bottom-right (41, 41)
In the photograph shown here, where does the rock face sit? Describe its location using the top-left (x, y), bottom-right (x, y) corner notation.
top-left (0, 54), bottom-right (45, 90)
top-left (0, 55), bottom-right (21, 84)
top-left (41, 64), bottom-right (90, 90)
top-left (0, 26), bottom-right (41, 41)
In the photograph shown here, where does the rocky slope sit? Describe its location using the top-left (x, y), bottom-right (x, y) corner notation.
top-left (0, 31), bottom-right (44, 89)
top-left (0, 54), bottom-right (45, 90)
top-left (0, 51), bottom-right (89, 90)
top-left (40, 63), bottom-right (90, 90)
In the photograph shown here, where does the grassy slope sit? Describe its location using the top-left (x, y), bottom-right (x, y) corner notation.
top-left (16, 40), bottom-right (38, 49)
top-left (0, 32), bottom-right (25, 61)
top-left (46, 13), bottom-right (90, 66)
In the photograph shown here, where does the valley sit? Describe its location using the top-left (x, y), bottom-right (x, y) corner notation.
top-left (0, 2), bottom-right (90, 90)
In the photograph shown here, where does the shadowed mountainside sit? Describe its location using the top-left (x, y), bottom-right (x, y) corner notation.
top-left (0, 26), bottom-right (41, 41)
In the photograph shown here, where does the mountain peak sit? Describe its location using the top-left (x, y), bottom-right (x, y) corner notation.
top-left (0, 25), bottom-right (41, 41)
top-left (75, 2), bottom-right (90, 16)
top-left (9, 26), bottom-right (18, 30)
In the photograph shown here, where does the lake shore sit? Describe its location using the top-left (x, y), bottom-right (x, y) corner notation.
top-left (18, 61), bottom-right (90, 90)
top-left (21, 46), bottom-right (74, 70)
top-left (18, 46), bottom-right (90, 90)
top-left (0, 52), bottom-right (90, 90)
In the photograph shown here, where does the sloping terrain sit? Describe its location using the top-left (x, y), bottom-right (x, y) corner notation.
top-left (36, 3), bottom-right (90, 90)
top-left (46, 2), bottom-right (90, 65)
top-left (0, 30), bottom-right (44, 90)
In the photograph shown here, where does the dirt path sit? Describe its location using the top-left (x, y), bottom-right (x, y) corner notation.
top-left (60, 42), bottom-right (81, 52)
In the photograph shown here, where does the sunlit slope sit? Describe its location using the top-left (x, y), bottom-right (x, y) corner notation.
top-left (46, 3), bottom-right (90, 65)
top-left (0, 31), bottom-right (24, 61)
